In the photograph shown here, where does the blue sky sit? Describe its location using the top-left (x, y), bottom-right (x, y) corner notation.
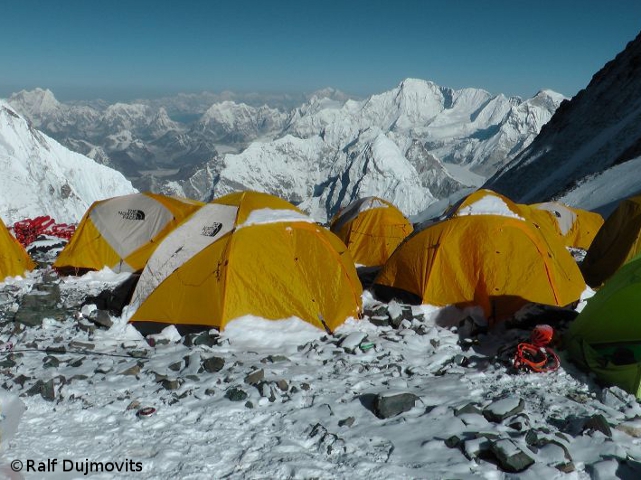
top-left (2, 0), bottom-right (641, 101)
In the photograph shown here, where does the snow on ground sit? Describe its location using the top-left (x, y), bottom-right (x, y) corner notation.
top-left (0, 260), bottom-right (639, 479)
top-left (558, 155), bottom-right (641, 218)
top-left (441, 163), bottom-right (486, 188)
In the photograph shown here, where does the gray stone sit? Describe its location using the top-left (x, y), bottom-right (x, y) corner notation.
top-left (615, 419), bottom-right (641, 438)
top-left (363, 304), bottom-right (389, 319)
top-left (338, 417), bottom-right (355, 428)
top-left (161, 379), bottom-right (181, 391)
top-left (67, 357), bottom-right (84, 368)
top-left (308, 423), bottom-right (346, 456)
top-left (128, 350), bottom-right (149, 359)
top-left (444, 435), bottom-right (462, 449)
top-left (259, 382), bottom-right (278, 402)
top-left (373, 392), bottom-right (418, 419)
top-left (244, 368), bottom-right (265, 385)
top-left (45, 346), bottom-right (66, 354)
top-left (340, 332), bottom-right (368, 353)
top-left (0, 358), bottom-right (16, 368)
top-left (153, 373), bottom-right (168, 383)
top-left (538, 441), bottom-right (573, 470)
top-left (555, 462), bottom-right (576, 473)
top-left (483, 397), bottom-right (525, 423)
top-left (69, 341), bottom-right (95, 350)
top-left (13, 309), bottom-right (44, 327)
top-left (506, 413), bottom-right (531, 431)
top-left (43, 356), bottom-right (60, 369)
top-left (583, 414), bottom-right (612, 437)
top-left (185, 330), bottom-right (219, 347)
top-left (454, 403), bottom-right (482, 417)
top-left (76, 321), bottom-right (96, 334)
top-left (261, 355), bottom-right (290, 363)
top-left (25, 379), bottom-right (56, 401)
top-left (276, 379), bottom-right (289, 391)
top-left (168, 361), bottom-right (183, 372)
top-left (490, 439), bottom-right (535, 473)
top-left (368, 315), bottom-right (390, 327)
top-left (119, 363), bottom-right (142, 376)
top-left (90, 310), bottom-right (113, 328)
top-left (463, 436), bottom-right (491, 460)
top-left (224, 387), bottom-right (248, 401)
top-left (13, 374), bottom-right (30, 387)
top-left (201, 356), bottom-right (225, 373)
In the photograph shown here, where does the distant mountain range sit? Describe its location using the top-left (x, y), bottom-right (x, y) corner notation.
top-left (7, 79), bottom-right (562, 221)
top-left (486, 30), bottom-right (641, 216)
top-left (0, 100), bottom-right (135, 224)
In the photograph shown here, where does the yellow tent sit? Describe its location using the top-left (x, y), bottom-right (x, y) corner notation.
top-left (374, 215), bottom-right (585, 323)
top-left (129, 191), bottom-right (362, 332)
top-left (330, 197), bottom-right (413, 267)
top-left (529, 202), bottom-right (604, 249)
top-left (0, 218), bottom-right (35, 281)
top-left (53, 193), bottom-right (202, 274)
top-left (581, 195), bottom-right (641, 288)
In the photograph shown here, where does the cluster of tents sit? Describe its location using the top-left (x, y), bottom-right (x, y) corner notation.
top-left (3, 188), bottom-right (641, 397)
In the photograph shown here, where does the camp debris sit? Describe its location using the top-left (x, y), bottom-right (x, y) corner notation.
top-left (53, 192), bottom-right (203, 275)
top-left (128, 191), bottom-right (362, 333)
top-left (512, 325), bottom-right (560, 373)
top-left (11, 216), bottom-right (76, 247)
top-left (330, 196), bottom-right (413, 267)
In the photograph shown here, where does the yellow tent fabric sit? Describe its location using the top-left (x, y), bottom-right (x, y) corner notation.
top-left (529, 202), bottom-right (604, 249)
top-left (0, 218), bottom-right (35, 281)
top-left (374, 215), bottom-right (585, 323)
top-left (448, 189), bottom-right (524, 218)
top-left (329, 197), bottom-right (413, 267)
top-left (447, 190), bottom-right (603, 250)
top-left (129, 192), bottom-right (362, 332)
top-left (581, 195), bottom-right (641, 288)
top-left (211, 190), bottom-right (303, 223)
top-left (54, 193), bottom-right (203, 274)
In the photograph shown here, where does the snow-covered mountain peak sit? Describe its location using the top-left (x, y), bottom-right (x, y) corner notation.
top-left (8, 88), bottom-right (60, 116)
top-left (484, 29), bottom-right (641, 210)
top-left (525, 89), bottom-right (568, 109)
top-left (0, 99), bottom-right (136, 223)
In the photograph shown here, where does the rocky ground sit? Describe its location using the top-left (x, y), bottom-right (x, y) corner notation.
top-left (0, 238), bottom-right (638, 479)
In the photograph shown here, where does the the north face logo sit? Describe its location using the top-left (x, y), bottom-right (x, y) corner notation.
top-left (202, 222), bottom-right (223, 237)
top-left (118, 209), bottom-right (145, 220)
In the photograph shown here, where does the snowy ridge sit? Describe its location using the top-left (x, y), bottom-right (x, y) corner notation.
top-left (203, 79), bottom-right (561, 220)
top-left (214, 131), bottom-right (435, 222)
top-left (8, 80), bottom-right (562, 217)
top-left (485, 31), bottom-right (641, 209)
top-left (0, 101), bottom-right (136, 224)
